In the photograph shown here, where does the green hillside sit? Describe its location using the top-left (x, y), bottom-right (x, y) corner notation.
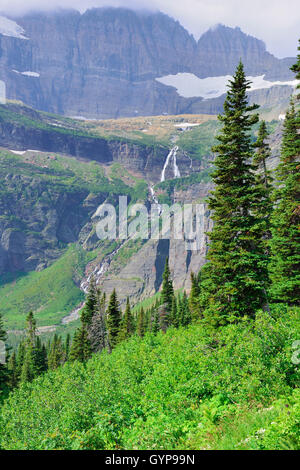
top-left (0, 307), bottom-right (299, 450)
top-left (0, 245), bottom-right (91, 330)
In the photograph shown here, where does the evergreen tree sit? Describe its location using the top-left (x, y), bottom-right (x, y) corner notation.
top-left (160, 257), bottom-right (174, 330)
top-left (203, 61), bottom-right (269, 324)
top-left (181, 292), bottom-right (192, 327)
top-left (20, 312), bottom-right (39, 383)
top-left (151, 310), bottom-right (160, 335)
top-left (88, 290), bottom-right (108, 353)
top-left (291, 39), bottom-right (300, 98)
top-left (16, 341), bottom-right (25, 381)
top-left (35, 337), bottom-right (48, 374)
top-left (189, 272), bottom-right (201, 320)
top-left (106, 289), bottom-right (121, 349)
top-left (81, 276), bottom-right (97, 325)
top-left (69, 326), bottom-right (91, 362)
top-left (20, 345), bottom-right (36, 384)
top-left (118, 297), bottom-right (134, 342)
top-left (253, 121), bottom-right (273, 246)
top-left (161, 257), bottom-right (174, 315)
top-left (137, 307), bottom-right (146, 338)
top-left (170, 296), bottom-right (178, 327)
top-left (65, 334), bottom-right (71, 361)
top-left (254, 121), bottom-right (272, 189)
top-left (48, 335), bottom-right (64, 370)
top-left (26, 311), bottom-right (37, 346)
top-left (269, 102), bottom-right (300, 304)
top-left (7, 351), bottom-right (18, 390)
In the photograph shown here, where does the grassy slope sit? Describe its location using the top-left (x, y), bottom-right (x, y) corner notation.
top-left (0, 307), bottom-right (298, 450)
top-left (0, 244), bottom-right (95, 330)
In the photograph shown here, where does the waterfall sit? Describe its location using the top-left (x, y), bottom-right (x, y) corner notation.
top-left (160, 145), bottom-right (180, 182)
top-left (173, 146), bottom-right (181, 178)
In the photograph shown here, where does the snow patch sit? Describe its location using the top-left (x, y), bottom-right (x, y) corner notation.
top-left (10, 150), bottom-right (26, 155)
top-left (0, 16), bottom-right (28, 40)
top-left (69, 115), bottom-right (98, 121)
top-left (278, 114), bottom-right (286, 121)
top-left (13, 70), bottom-right (40, 77)
top-left (174, 122), bottom-right (201, 130)
top-left (156, 73), bottom-right (299, 99)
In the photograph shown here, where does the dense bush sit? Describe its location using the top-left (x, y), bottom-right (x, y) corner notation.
top-left (0, 307), bottom-right (298, 450)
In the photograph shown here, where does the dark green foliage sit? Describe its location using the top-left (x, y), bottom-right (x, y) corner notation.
top-left (269, 102), bottom-right (300, 305)
top-left (118, 298), bottom-right (135, 342)
top-left (170, 296), bottom-right (178, 327)
top-left (81, 276), bottom-right (97, 325)
top-left (106, 289), bottom-right (122, 349)
top-left (137, 307), bottom-right (146, 338)
top-left (19, 312), bottom-right (44, 384)
top-left (35, 338), bottom-right (48, 374)
top-left (7, 352), bottom-right (18, 390)
top-left (69, 326), bottom-right (92, 363)
top-left (202, 62), bottom-right (269, 324)
top-left (16, 341), bottom-right (25, 381)
top-left (189, 272), bottom-right (201, 320)
top-left (65, 334), bottom-right (71, 362)
top-left (20, 346), bottom-right (36, 384)
top-left (291, 39), bottom-right (300, 97)
top-left (254, 121), bottom-right (272, 186)
top-left (161, 257), bottom-right (174, 325)
top-left (48, 335), bottom-right (65, 370)
top-left (1, 308), bottom-right (298, 450)
top-left (88, 291), bottom-right (108, 353)
top-left (25, 311), bottom-right (36, 346)
top-left (177, 292), bottom-right (192, 327)
top-left (151, 310), bottom-right (160, 335)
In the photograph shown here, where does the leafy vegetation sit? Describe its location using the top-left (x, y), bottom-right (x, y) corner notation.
top-left (0, 306), bottom-right (298, 450)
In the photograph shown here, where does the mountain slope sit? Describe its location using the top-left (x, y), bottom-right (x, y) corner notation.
top-left (0, 102), bottom-right (284, 337)
top-left (1, 308), bottom-right (298, 449)
top-left (0, 8), bottom-right (296, 118)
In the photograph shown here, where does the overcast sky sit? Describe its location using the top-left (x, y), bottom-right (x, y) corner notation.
top-left (0, 0), bottom-right (299, 58)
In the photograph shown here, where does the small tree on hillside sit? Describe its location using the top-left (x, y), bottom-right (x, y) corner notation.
top-left (106, 289), bottom-right (121, 349)
top-left (118, 297), bottom-right (134, 342)
top-left (81, 276), bottom-right (97, 325)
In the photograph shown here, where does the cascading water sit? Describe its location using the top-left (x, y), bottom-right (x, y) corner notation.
top-left (160, 145), bottom-right (180, 182)
top-left (173, 147), bottom-right (181, 178)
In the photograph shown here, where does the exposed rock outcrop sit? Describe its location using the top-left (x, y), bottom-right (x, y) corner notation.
top-left (0, 9), bottom-right (295, 118)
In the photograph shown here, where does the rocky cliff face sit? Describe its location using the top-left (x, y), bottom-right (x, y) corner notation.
top-left (0, 173), bottom-right (105, 275)
top-left (195, 25), bottom-right (294, 80)
top-left (0, 8), bottom-right (295, 118)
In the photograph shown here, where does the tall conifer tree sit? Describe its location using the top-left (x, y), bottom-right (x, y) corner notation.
top-left (189, 272), bottom-right (201, 320)
top-left (118, 297), bottom-right (134, 342)
top-left (69, 326), bottom-right (91, 362)
top-left (269, 102), bottom-right (300, 304)
top-left (161, 257), bottom-right (174, 312)
top-left (106, 289), bottom-right (121, 348)
top-left (7, 351), bottom-right (18, 390)
top-left (88, 290), bottom-right (108, 353)
top-left (203, 62), bottom-right (269, 324)
top-left (137, 307), bottom-right (146, 338)
top-left (81, 276), bottom-right (97, 325)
